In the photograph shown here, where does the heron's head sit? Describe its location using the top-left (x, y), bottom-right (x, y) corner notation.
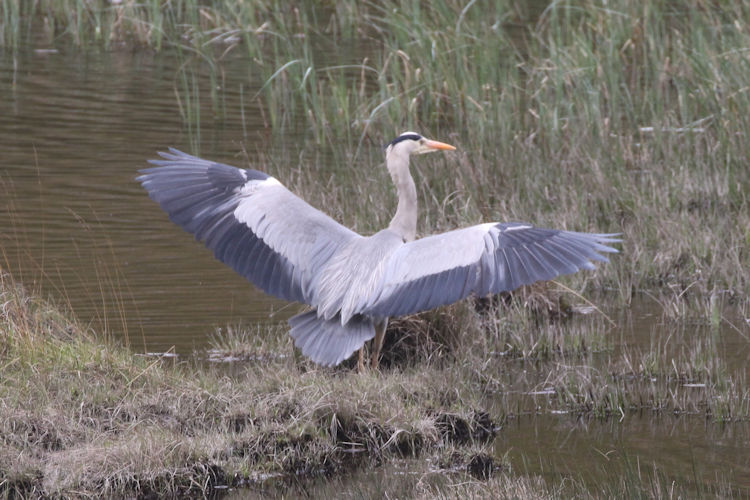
top-left (385, 131), bottom-right (456, 158)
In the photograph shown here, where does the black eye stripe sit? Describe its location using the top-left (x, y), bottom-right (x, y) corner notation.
top-left (384, 133), bottom-right (423, 149)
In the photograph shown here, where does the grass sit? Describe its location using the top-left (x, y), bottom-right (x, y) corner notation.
top-left (2, 274), bottom-right (747, 497)
top-left (0, 275), bottom-right (750, 498)
top-left (4, 1), bottom-right (746, 308)
top-left (0, 273), bottom-right (499, 497)
top-left (157, 0), bottom-right (749, 312)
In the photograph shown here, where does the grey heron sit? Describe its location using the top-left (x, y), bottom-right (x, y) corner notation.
top-left (138, 132), bottom-right (619, 369)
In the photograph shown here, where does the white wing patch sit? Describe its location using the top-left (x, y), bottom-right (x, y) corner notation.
top-left (502, 224), bottom-right (532, 231)
top-left (237, 176), bottom-right (282, 196)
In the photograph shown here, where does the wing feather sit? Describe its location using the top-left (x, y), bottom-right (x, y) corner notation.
top-left (525, 244), bottom-right (559, 280)
top-left (363, 222), bottom-right (619, 318)
top-left (500, 248), bottom-right (519, 291)
top-left (138, 148), bottom-right (360, 304)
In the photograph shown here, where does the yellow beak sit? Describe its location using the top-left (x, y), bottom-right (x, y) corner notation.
top-left (423, 139), bottom-right (457, 151)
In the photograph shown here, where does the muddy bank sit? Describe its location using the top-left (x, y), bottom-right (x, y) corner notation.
top-left (0, 275), bottom-right (503, 498)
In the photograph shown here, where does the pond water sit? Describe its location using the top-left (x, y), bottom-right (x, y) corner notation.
top-left (1, 33), bottom-right (748, 497)
top-left (1, 43), bottom-right (293, 353)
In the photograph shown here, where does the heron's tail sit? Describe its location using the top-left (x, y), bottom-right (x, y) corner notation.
top-left (289, 310), bottom-right (375, 367)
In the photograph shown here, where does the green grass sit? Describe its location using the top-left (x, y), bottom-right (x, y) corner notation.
top-left (172, 0), bottom-right (750, 312)
top-left (3, 1), bottom-right (746, 308)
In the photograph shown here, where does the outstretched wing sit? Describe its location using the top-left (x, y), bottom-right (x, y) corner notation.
top-left (137, 148), bottom-right (360, 304)
top-left (363, 222), bottom-right (620, 317)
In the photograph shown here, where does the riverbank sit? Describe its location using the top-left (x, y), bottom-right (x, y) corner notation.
top-left (0, 273), bottom-right (499, 497)
top-left (2, 273), bottom-right (748, 497)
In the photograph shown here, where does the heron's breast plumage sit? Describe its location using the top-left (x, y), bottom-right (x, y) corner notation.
top-left (313, 229), bottom-right (403, 323)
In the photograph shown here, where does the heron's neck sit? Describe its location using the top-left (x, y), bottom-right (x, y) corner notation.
top-left (387, 152), bottom-right (417, 242)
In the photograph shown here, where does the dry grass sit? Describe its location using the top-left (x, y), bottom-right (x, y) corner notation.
top-left (0, 273), bottom-right (500, 497)
top-left (2, 273), bottom-right (748, 497)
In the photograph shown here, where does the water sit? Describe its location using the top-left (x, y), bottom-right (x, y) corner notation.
top-left (501, 414), bottom-right (750, 491)
top-left (492, 299), bottom-right (750, 493)
top-left (1, 31), bottom-right (749, 498)
top-left (1, 45), bottom-right (293, 353)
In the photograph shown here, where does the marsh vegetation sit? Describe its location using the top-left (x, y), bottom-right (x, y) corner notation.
top-left (2, 274), bottom-right (747, 498)
top-left (1, 0), bottom-right (749, 497)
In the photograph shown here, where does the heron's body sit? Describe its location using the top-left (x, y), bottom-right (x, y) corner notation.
top-left (138, 132), bottom-right (620, 368)
top-left (314, 229), bottom-right (401, 322)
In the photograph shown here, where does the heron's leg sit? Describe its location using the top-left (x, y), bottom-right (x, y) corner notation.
top-left (357, 347), bottom-right (365, 373)
top-left (370, 318), bottom-right (389, 369)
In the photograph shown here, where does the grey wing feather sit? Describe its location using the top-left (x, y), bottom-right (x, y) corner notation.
top-left (137, 148), bottom-right (360, 304)
top-left (364, 222), bottom-right (620, 318)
